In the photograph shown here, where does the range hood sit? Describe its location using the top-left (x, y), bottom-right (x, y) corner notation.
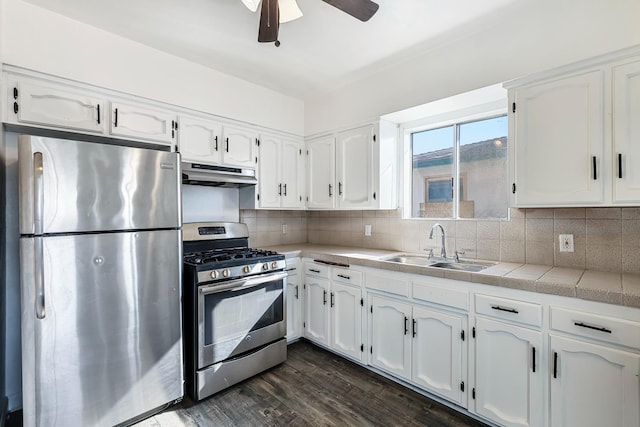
top-left (181, 162), bottom-right (257, 187)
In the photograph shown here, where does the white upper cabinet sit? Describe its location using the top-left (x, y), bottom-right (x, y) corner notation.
top-left (178, 115), bottom-right (222, 164)
top-left (11, 81), bottom-right (105, 133)
top-left (307, 136), bottom-right (336, 209)
top-left (613, 58), bottom-right (640, 203)
top-left (506, 48), bottom-right (640, 207)
top-left (336, 126), bottom-right (375, 209)
top-left (509, 70), bottom-right (605, 206)
top-left (280, 139), bottom-right (305, 208)
top-left (222, 125), bottom-right (256, 168)
top-left (109, 101), bottom-right (176, 145)
top-left (254, 135), bottom-right (304, 209)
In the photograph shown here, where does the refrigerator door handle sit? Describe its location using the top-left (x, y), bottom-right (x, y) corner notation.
top-left (34, 236), bottom-right (45, 319)
top-left (33, 152), bottom-right (44, 235)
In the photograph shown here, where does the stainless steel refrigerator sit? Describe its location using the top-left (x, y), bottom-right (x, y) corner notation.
top-left (18, 135), bottom-right (183, 426)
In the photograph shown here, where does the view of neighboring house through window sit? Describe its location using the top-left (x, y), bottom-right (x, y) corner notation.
top-left (410, 115), bottom-right (508, 219)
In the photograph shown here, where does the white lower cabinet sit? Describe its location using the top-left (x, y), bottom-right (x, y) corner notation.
top-left (474, 316), bottom-right (543, 427)
top-left (304, 276), bottom-right (330, 346)
top-left (549, 335), bottom-right (640, 427)
top-left (285, 259), bottom-right (302, 342)
top-left (329, 282), bottom-right (363, 361)
top-left (369, 295), bottom-right (412, 380)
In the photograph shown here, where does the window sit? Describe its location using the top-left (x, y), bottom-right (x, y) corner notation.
top-left (409, 115), bottom-right (508, 219)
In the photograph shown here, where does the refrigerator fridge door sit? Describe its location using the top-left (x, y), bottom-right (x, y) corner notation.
top-left (18, 135), bottom-right (181, 235)
top-left (20, 229), bottom-right (183, 427)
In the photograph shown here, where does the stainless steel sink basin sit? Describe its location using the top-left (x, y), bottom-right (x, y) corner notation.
top-left (382, 254), bottom-right (433, 266)
top-left (428, 260), bottom-right (496, 272)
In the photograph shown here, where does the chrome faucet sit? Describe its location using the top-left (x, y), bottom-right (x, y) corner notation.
top-left (428, 223), bottom-right (447, 259)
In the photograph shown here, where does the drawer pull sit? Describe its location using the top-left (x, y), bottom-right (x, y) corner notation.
top-left (285, 267), bottom-right (297, 272)
top-left (309, 268), bottom-right (321, 273)
top-left (574, 321), bottom-right (612, 334)
top-left (491, 305), bottom-right (519, 314)
top-left (337, 274), bottom-right (351, 280)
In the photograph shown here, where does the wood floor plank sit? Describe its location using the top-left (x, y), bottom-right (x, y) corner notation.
top-left (137, 341), bottom-right (488, 427)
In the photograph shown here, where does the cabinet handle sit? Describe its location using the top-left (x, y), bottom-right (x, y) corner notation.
top-left (574, 321), bottom-right (612, 334)
top-left (553, 351), bottom-right (558, 378)
top-left (330, 292), bottom-right (334, 307)
top-left (329, 184), bottom-right (333, 197)
top-left (490, 304), bottom-right (519, 314)
top-left (114, 108), bottom-right (118, 127)
top-left (618, 153), bottom-right (623, 179)
top-left (283, 184), bottom-right (287, 196)
top-left (309, 268), bottom-right (320, 273)
top-left (225, 138), bottom-right (229, 152)
top-left (96, 104), bottom-right (101, 124)
top-left (13, 87), bottom-right (18, 99)
top-left (592, 156), bottom-right (597, 180)
top-left (412, 319), bottom-right (417, 337)
top-left (295, 285), bottom-right (299, 299)
top-left (214, 136), bottom-right (219, 151)
top-left (404, 317), bottom-right (409, 335)
top-left (339, 182), bottom-right (343, 195)
top-left (337, 274), bottom-right (351, 280)
top-left (532, 346), bottom-right (536, 373)
top-left (278, 183), bottom-right (282, 196)
top-left (285, 267), bottom-right (297, 272)
top-left (323, 290), bottom-right (327, 305)
top-left (13, 102), bottom-right (18, 114)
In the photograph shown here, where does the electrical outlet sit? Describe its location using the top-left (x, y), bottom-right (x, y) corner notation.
top-left (282, 224), bottom-right (288, 234)
top-left (364, 224), bottom-right (372, 236)
top-left (559, 234), bottom-right (574, 252)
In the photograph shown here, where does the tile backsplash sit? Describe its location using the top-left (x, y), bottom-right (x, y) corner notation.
top-left (241, 207), bottom-right (640, 274)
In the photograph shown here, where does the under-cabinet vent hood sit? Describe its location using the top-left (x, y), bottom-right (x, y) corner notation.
top-left (181, 162), bottom-right (257, 188)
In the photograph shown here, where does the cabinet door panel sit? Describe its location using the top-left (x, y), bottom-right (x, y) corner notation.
top-left (550, 335), bottom-right (640, 427)
top-left (17, 82), bottom-right (104, 133)
top-left (412, 306), bottom-right (465, 406)
top-left (336, 126), bottom-right (374, 208)
top-left (307, 138), bottom-right (335, 209)
top-left (223, 125), bottom-right (256, 168)
top-left (304, 278), bottom-right (329, 345)
top-left (613, 59), bottom-right (640, 203)
top-left (286, 274), bottom-right (302, 341)
top-left (475, 317), bottom-right (542, 427)
top-left (179, 116), bottom-right (221, 164)
top-left (281, 140), bottom-right (304, 208)
top-left (370, 296), bottom-right (411, 380)
top-left (330, 283), bottom-right (362, 361)
top-left (258, 135), bottom-right (281, 208)
top-left (110, 102), bottom-right (174, 144)
top-left (512, 71), bottom-right (604, 206)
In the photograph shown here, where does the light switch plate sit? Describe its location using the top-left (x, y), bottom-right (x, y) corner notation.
top-left (559, 234), bottom-right (574, 252)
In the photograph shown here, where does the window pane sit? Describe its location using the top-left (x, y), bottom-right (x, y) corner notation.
top-left (458, 116), bottom-right (508, 219)
top-left (411, 126), bottom-right (454, 218)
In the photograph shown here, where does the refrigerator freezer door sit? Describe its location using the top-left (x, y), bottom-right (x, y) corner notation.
top-left (18, 135), bottom-right (180, 235)
top-left (20, 230), bottom-right (183, 427)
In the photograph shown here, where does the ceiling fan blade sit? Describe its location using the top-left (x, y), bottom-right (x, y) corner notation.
top-left (241, 0), bottom-right (260, 13)
top-left (321, 0), bottom-right (379, 22)
top-left (279, 0), bottom-right (303, 23)
top-left (258, 0), bottom-right (280, 42)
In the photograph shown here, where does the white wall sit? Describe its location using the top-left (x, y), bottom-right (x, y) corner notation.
top-left (1, 0), bottom-right (304, 136)
top-left (305, 0), bottom-right (640, 135)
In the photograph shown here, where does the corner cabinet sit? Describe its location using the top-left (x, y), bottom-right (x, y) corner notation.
top-left (506, 48), bottom-right (640, 207)
top-left (306, 121), bottom-right (397, 210)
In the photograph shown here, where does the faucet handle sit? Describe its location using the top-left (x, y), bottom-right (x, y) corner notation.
top-left (454, 250), bottom-right (465, 262)
top-left (425, 248), bottom-right (434, 258)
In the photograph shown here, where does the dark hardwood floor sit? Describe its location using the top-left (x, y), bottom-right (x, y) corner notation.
top-left (136, 340), bottom-right (488, 427)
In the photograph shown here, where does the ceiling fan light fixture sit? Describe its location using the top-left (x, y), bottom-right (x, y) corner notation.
top-left (279, 0), bottom-right (303, 23)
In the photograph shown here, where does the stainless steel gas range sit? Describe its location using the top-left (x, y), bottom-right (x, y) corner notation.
top-left (182, 222), bottom-right (287, 401)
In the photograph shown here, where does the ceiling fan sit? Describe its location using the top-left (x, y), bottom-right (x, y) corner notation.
top-left (241, 0), bottom-right (379, 46)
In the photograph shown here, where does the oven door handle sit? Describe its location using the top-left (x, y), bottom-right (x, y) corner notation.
top-left (199, 272), bottom-right (288, 295)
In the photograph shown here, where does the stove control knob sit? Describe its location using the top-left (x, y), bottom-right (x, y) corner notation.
top-left (210, 270), bottom-right (218, 279)
top-left (243, 266), bottom-right (250, 274)
top-left (262, 263), bottom-right (269, 271)
top-left (222, 269), bottom-right (230, 278)
top-left (271, 262), bottom-right (278, 269)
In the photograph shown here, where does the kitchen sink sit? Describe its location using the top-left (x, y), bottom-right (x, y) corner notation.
top-left (381, 253), bottom-right (496, 272)
top-left (428, 260), bottom-right (496, 272)
top-left (382, 254), bottom-right (433, 266)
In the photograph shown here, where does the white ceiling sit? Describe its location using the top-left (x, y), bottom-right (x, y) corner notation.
top-left (22, 0), bottom-right (521, 99)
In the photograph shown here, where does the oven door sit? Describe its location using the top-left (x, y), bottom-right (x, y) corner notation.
top-left (197, 271), bottom-right (287, 369)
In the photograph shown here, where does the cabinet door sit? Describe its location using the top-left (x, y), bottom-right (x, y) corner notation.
top-left (281, 140), bottom-right (304, 208)
top-left (370, 296), bottom-right (412, 380)
top-left (304, 277), bottom-right (330, 345)
top-left (178, 116), bottom-right (222, 164)
top-left (110, 101), bottom-right (175, 145)
top-left (222, 125), bottom-right (256, 168)
top-left (512, 70), bottom-right (604, 206)
top-left (336, 125), bottom-right (375, 209)
top-left (15, 81), bottom-right (104, 133)
top-left (330, 282), bottom-right (362, 361)
top-left (475, 317), bottom-right (542, 427)
top-left (307, 137), bottom-right (335, 209)
top-left (286, 273), bottom-right (302, 341)
top-left (550, 335), bottom-right (640, 427)
top-left (412, 306), bottom-right (466, 406)
top-left (613, 59), bottom-right (640, 203)
top-left (258, 135), bottom-right (282, 208)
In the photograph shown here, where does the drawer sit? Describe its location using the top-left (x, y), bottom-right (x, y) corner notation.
top-left (476, 294), bottom-right (542, 328)
top-left (303, 261), bottom-right (329, 278)
top-left (331, 267), bottom-right (363, 286)
top-left (550, 306), bottom-right (640, 350)
top-left (366, 271), bottom-right (410, 297)
top-left (413, 279), bottom-right (469, 311)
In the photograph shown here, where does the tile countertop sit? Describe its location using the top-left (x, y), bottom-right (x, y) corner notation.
top-left (264, 244), bottom-right (640, 309)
